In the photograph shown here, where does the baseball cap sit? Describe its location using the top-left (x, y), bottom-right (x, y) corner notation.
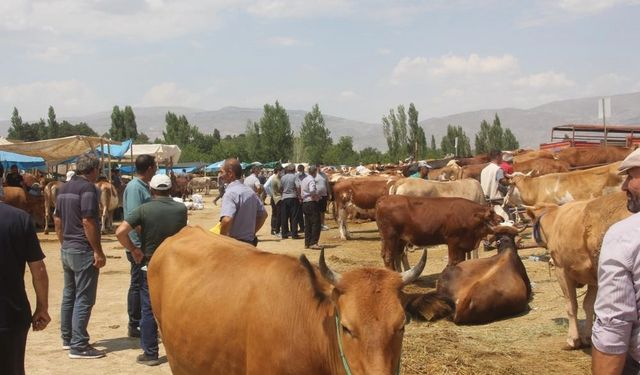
top-left (618, 148), bottom-right (640, 175)
top-left (66, 171), bottom-right (75, 182)
top-left (150, 174), bottom-right (172, 190)
top-left (502, 153), bottom-right (513, 162)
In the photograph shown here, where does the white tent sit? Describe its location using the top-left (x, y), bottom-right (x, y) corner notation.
top-left (0, 135), bottom-right (118, 165)
top-left (120, 144), bottom-right (182, 164)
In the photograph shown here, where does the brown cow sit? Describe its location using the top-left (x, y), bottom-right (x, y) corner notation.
top-left (513, 157), bottom-right (570, 177)
top-left (513, 149), bottom-right (555, 164)
top-left (375, 196), bottom-right (503, 271)
top-left (2, 186), bottom-right (45, 228)
top-left (526, 192), bottom-right (631, 349)
top-left (95, 181), bottom-right (119, 234)
top-left (332, 176), bottom-right (399, 240)
top-left (507, 162), bottom-right (623, 206)
top-left (43, 181), bottom-right (63, 234)
top-left (456, 154), bottom-right (490, 166)
top-left (170, 174), bottom-right (191, 199)
top-left (556, 146), bottom-right (632, 168)
top-left (436, 225), bottom-right (531, 324)
top-left (149, 226), bottom-right (453, 375)
top-left (389, 178), bottom-right (487, 205)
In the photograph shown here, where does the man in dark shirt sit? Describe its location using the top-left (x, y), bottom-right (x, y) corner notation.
top-left (116, 174), bottom-right (188, 366)
top-left (54, 153), bottom-right (106, 359)
top-left (0, 200), bottom-right (50, 375)
top-left (6, 165), bottom-right (24, 188)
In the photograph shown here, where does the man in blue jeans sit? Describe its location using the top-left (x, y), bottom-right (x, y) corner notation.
top-left (116, 174), bottom-right (187, 366)
top-left (122, 154), bottom-right (156, 338)
top-left (54, 153), bottom-right (106, 359)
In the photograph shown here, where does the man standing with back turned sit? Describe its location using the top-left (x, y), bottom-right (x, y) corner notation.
top-left (593, 148), bottom-right (640, 375)
top-left (54, 153), bottom-right (106, 359)
top-left (122, 154), bottom-right (155, 339)
top-left (116, 174), bottom-right (187, 366)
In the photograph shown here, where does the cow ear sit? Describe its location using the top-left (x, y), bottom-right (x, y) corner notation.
top-left (402, 292), bottom-right (454, 322)
top-left (299, 254), bottom-right (333, 302)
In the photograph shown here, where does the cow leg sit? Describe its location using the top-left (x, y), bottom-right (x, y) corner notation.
top-left (467, 248), bottom-right (479, 260)
top-left (581, 284), bottom-right (598, 347)
top-left (338, 206), bottom-right (351, 240)
top-left (555, 267), bottom-right (582, 349)
top-left (44, 205), bottom-right (50, 234)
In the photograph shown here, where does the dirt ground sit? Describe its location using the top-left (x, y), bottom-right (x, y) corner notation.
top-left (24, 199), bottom-right (592, 375)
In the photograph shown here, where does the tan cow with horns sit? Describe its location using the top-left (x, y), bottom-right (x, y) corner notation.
top-left (149, 226), bottom-right (453, 375)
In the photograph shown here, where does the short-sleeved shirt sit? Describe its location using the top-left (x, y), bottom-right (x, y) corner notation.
top-left (281, 173), bottom-right (300, 200)
top-left (315, 173), bottom-right (328, 197)
top-left (270, 175), bottom-right (282, 204)
top-left (125, 196), bottom-right (188, 259)
top-left (301, 174), bottom-right (319, 202)
top-left (123, 177), bottom-right (152, 248)
top-left (0, 202), bottom-right (45, 331)
top-left (5, 172), bottom-right (23, 187)
top-left (54, 175), bottom-right (100, 252)
top-left (220, 180), bottom-right (266, 242)
top-left (592, 212), bottom-right (640, 360)
top-left (244, 174), bottom-right (261, 193)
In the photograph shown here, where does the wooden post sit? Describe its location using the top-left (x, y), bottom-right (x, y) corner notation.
top-left (107, 142), bottom-right (112, 183)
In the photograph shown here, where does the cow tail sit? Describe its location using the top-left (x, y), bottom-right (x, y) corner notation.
top-left (405, 291), bottom-right (454, 322)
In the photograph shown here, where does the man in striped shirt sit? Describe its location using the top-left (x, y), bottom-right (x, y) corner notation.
top-left (593, 148), bottom-right (640, 375)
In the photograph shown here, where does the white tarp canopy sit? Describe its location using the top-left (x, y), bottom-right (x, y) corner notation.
top-left (120, 144), bottom-right (182, 164)
top-left (0, 137), bottom-right (11, 145)
top-left (0, 135), bottom-right (119, 165)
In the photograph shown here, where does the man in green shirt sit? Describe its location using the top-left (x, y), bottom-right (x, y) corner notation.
top-left (115, 174), bottom-right (187, 366)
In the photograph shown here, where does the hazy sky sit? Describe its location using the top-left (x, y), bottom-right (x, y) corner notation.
top-left (1, 0), bottom-right (639, 123)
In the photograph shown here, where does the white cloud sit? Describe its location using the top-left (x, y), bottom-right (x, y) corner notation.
top-left (391, 53), bottom-right (518, 84)
top-left (556, 0), bottom-right (640, 14)
top-left (246, 0), bottom-right (353, 18)
top-left (338, 90), bottom-right (358, 100)
top-left (0, 80), bottom-right (105, 120)
top-left (139, 82), bottom-right (205, 108)
top-left (512, 71), bottom-right (575, 89)
top-left (267, 36), bottom-right (301, 47)
top-left (376, 48), bottom-right (392, 55)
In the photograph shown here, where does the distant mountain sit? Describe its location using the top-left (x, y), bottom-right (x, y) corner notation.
top-left (420, 92), bottom-right (640, 148)
top-left (2, 92), bottom-right (639, 151)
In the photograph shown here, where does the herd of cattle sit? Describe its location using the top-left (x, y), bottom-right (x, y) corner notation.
top-left (2, 145), bottom-right (634, 373)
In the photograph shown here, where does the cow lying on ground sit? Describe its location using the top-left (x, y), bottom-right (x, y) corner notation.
top-left (149, 226), bottom-right (453, 375)
top-left (332, 176), bottom-right (398, 240)
top-left (375, 196), bottom-right (503, 271)
top-left (2, 186), bottom-right (45, 228)
top-left (507, 161), bottom-right (623, 206)
top-left (437, 224), bottom-right (531, 324)
top-left (95, 181), bottom-right (119, 234)
top-left (44, 181), bottom-right (63, 234)
top-left (526, 191), bottom-right (630, 349)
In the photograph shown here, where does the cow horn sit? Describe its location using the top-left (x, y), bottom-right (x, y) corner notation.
top-left (401, 250), bottom-right (427, 285)
top-left (319, 248), bottom-right (341, 286)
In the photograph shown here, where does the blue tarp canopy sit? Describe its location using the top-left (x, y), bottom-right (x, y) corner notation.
top-left (97, 139), bottom-right (132, 159)
top-left (204, 160), bottom-right (225, 173)
top-left (119, 165), bottom-right (200, 175)
top-left (0, 151), bottom-right (47, 170)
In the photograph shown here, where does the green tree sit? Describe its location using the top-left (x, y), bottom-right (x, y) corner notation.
top-left (382, 105), bottom-right (408, 163)
top-left (47, 106), bottom-right (59, 139)
top-left (135, 132), bottom-right (150, 144)
top-left (213, 128), bottom-right (221, 143)
top-left (488, 113), bottom-right (504, 151)
top-left (244, 121), bottom-right (263, 161)
top-left (258, 101), bottom-right (293, 161)
top-left (440, 125), bottom-right (471, 157)
top-left (162, 112), bottom-right (192, 146)
top-left (300, 104), bottom-right (332, 164)
top-left (58, 121), bottom-right (98, 137)
top-left (474, 119), bottom-right (492, 154)
top-left (8, 107), bottom-right (25, 140)
top-left (109, 106), bottom-right (126, 140)
top-left (503, 128), bottom-right (520, 150)
top-left (123, 106), bottom-right (139, 140)
top-left (359, 147), bottom-right (383, 164)
top-left (325, 136), bottom-right (358, 165)
top-left (406, 103), bottom-right (426, 159)
top-left (430, 135), bottom-right (437, 151)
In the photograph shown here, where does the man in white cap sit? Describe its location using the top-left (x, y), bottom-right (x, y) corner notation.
top-left (592, 148), bottom-right (640, 375)
top-left (65, 171), bottom-right (75, 182)
top-left (115, 174), bottom-right (187, 366)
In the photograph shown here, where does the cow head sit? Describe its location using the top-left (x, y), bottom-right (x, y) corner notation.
top-left (299, 250), bottom-right (451, 375)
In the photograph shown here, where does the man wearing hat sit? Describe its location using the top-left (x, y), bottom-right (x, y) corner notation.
top-left (410, 161), bottom-right (431, 179)
top-left (500, 153), bottom-right (514, 178)
top-left (592, 148), bottom-right (640, 375)
top-left (115, 174), bottom-right (187, 366)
